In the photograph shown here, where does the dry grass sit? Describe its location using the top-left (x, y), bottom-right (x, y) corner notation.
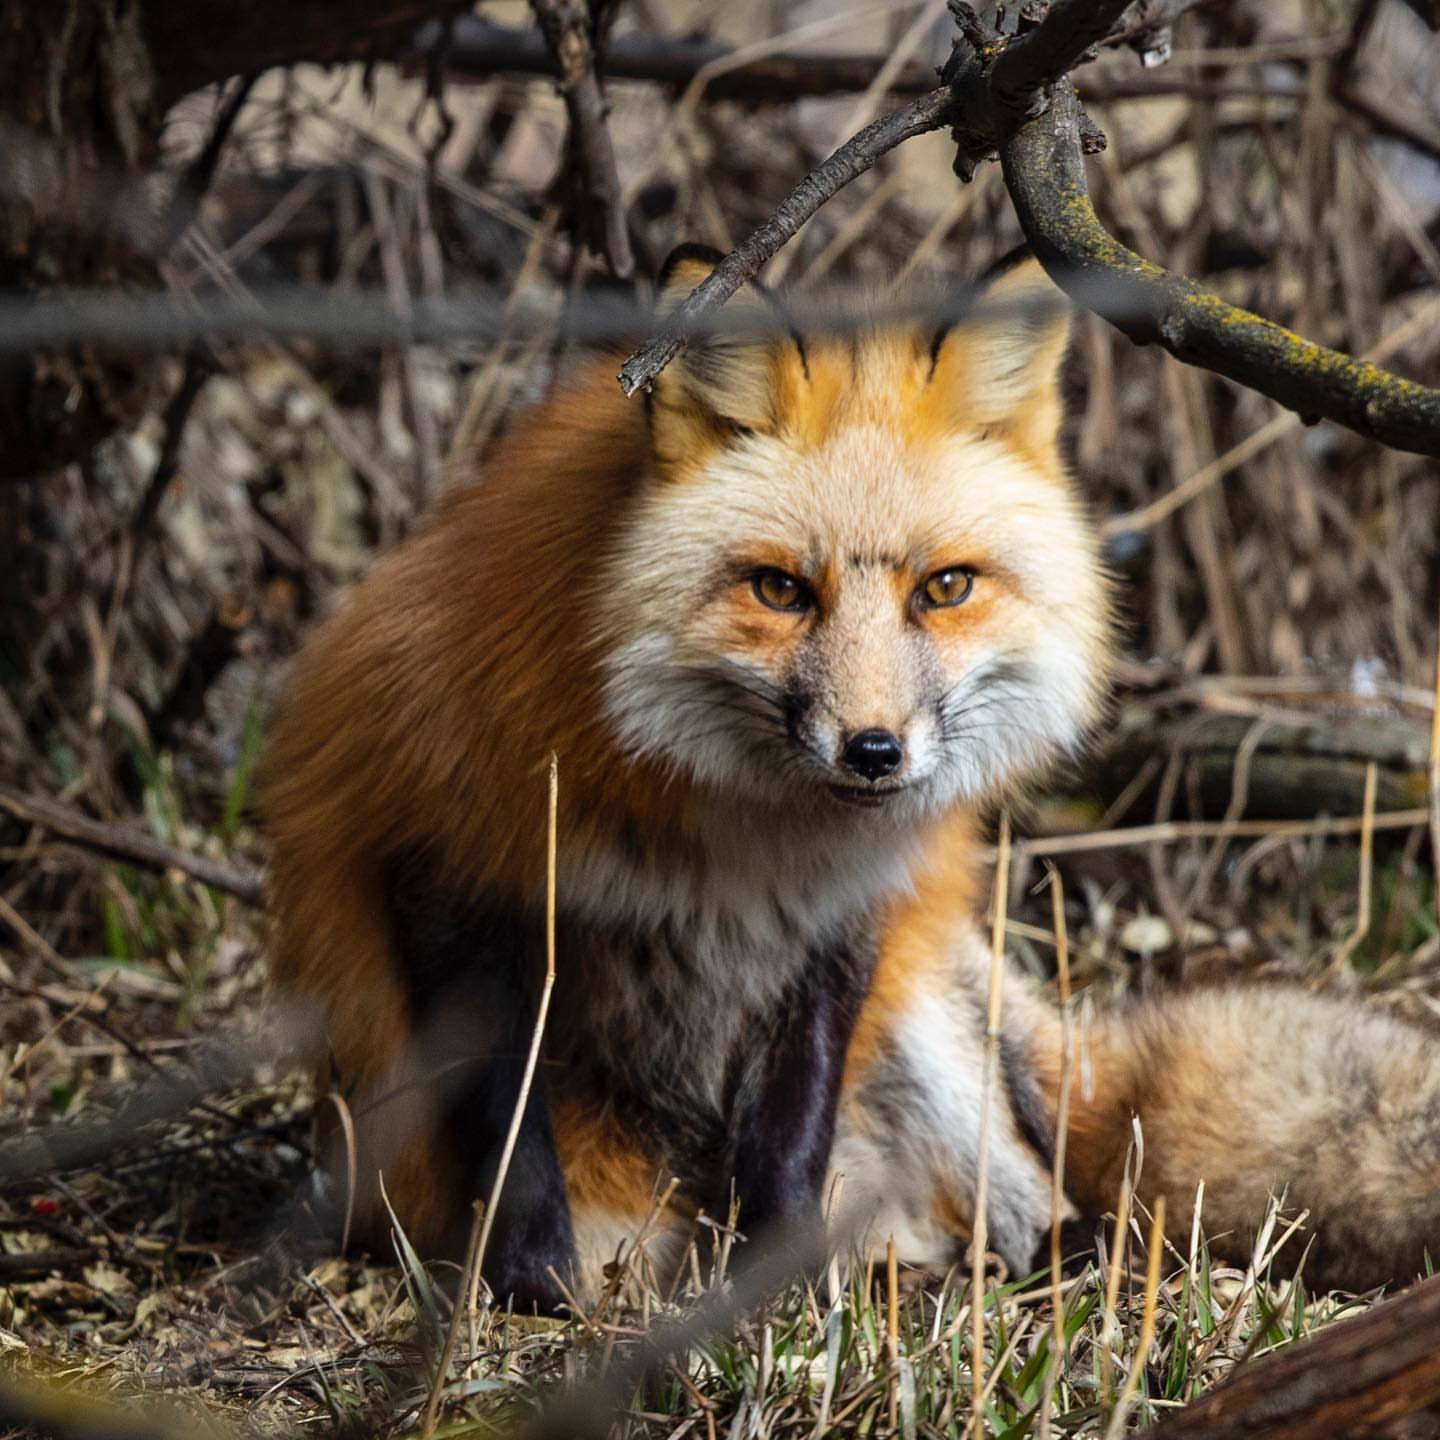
top-left (3, 0), bottom-right (1440, 1434)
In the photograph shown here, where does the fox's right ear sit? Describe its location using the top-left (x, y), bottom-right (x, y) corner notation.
top-left (648, 245), bottom-right (791, 461)
top-left (930, 256), bottom-right (1072, 453)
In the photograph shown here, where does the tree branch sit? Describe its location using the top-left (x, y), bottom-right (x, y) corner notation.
top-left (617, 87), bottom-right (956, 396)
top-left (617, 2), bottom-right (1440, 458)
top-left (0, 784), bottom-right (263, 905)
top-left (986, 0), bottom-right (1135, 122)
top-left (529, 0), bottom-right (634, 279)
top-left (1000, 82), bottom-right (1440, 456)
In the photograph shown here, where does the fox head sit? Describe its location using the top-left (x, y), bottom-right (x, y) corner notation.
top-left (597, 247), bottom-right (1112, 823)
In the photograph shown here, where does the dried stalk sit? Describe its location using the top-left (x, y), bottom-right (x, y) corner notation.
top-left (971, 812), bottom-right (1011, 1440)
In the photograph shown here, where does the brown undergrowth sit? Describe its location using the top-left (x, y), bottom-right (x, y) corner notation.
top-left (3, 1), bottom-right (1440, 1434)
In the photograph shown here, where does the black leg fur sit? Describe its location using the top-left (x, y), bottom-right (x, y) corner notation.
top-left (730, 934), bottom-right (874, 1260)
top-left (390, 856), bottom-right (576, 1313)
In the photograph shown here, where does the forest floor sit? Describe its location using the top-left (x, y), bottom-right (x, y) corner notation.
top-left (1, 768), bottom-right (1436, 1438)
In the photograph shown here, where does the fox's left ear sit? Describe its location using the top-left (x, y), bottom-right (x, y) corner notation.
top-left (929, 257), bottom-right (1072, 452)
top-left (647, 244), bottom-right (794, 464)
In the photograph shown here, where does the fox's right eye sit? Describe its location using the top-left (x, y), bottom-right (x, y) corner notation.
top-left (752, 569), bottom-right (812, 613)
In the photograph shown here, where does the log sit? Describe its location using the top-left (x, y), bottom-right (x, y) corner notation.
top-left (1142, 1274), bottom-right (1440, 1438)
top-left (1080, 685), bottom-right (1434, 826)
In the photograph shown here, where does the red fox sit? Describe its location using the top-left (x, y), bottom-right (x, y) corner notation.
top-left (261, 248), bottom-right (1440, 1307)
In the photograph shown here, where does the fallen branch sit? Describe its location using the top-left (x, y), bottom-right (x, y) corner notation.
top-left (530, 0), bottom-right (634, 279)
top-left (1141, 1274), bottom-right (1440, 1438)
top-left (0, 784), bottom-right (263, 905)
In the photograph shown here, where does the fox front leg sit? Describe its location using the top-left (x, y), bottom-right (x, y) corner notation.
top-left (729, 937), bottom-right (874, 1261)
top-left (390, 866), bottom-right (577, 1313)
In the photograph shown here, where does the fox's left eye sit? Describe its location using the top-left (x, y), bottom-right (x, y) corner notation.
top-left (918, 567), bottom-right (975, 609)
top-left (752, 568), bottom-right (812, 613)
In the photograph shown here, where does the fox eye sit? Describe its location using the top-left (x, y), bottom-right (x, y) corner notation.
top-left (918, 567), bottom-right (975, 609)
top-left (752, 568), bottom-right (812, 613)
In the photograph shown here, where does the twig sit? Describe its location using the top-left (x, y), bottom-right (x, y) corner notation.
top-left (531, 0), bottom-right (634, 279)
top-left (0, 783), bottom-right (263, 905)
top-left (159, 73), bottom-right (257, 251)
top-left (420, 7), bottom-right (1220, 100)
top-left (473, 750), bottom-right (560, 1290)
top-left (417, 16), bottom-right (1440, 170)
top-left (1335, 83), bottom-right (1440, 167)
top-left (0, 893), bottom-right (75, 983)
top-left (360, 166), bottom-right (441, 504)
top-left (999, 82), bottom-right (1440, 456)
top-left (617, 86), bottom-right (955, 396)
top-left (419, 1201), bottom-right (484, 1440)
top-left (971, 812), bottom-right (1010, 1440)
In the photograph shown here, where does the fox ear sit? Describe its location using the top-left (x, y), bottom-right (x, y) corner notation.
top-left (930, 256), bottom-right (1072, 451)
top-left (649, 245), bottom-right (789, 457)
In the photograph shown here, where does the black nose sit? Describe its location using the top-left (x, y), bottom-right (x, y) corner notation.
top-left (841, 729), bottom-right (904, 782)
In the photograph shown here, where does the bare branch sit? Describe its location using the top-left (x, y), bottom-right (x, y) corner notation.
top-left (0, 784), bottom-right (263, 905)
top-left (530, 0), bottom-right (634, 279)
top-left (616, 87), bottom-right (956, 396)
top-left (1000, 83), bottom-right (1440, 456)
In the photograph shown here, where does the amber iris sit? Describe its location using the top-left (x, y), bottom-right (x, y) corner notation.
top-left (920, 567), bottom-right (975, 609)
top-left (752, 568), bottom-right (811, 612)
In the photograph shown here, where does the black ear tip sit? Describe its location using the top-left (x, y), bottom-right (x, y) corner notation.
top-left (979, 243), bottom-right (1036, 287)
top-left (657, 242), bottom-right (728, 288)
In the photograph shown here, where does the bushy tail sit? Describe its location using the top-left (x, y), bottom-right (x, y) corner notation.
top-left (1018, 982), bottom-right (1440, 1291)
